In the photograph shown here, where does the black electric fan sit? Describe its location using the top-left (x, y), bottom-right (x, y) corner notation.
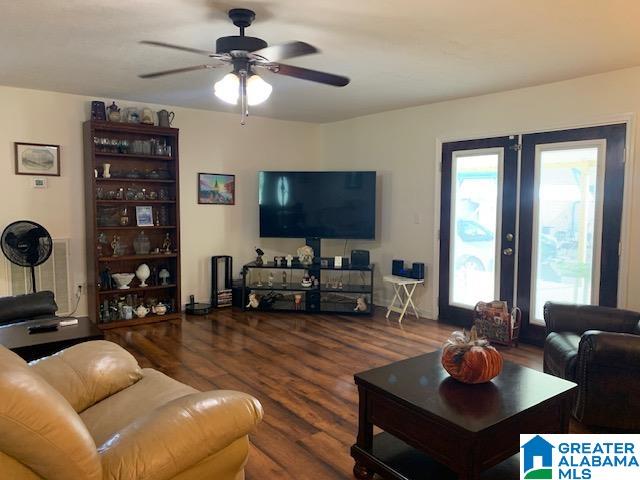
top-left (1, 221), bottom-right (53, 293)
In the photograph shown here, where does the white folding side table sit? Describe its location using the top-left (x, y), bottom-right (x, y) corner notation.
top-left (383, 275), bottom-right (424, 323)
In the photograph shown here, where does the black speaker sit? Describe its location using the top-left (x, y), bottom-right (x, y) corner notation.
top-left (351, 250), bottom-right (370, 267)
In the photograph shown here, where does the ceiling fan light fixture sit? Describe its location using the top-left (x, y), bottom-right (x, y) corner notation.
top-left (214, 72), bottom-right (240, 105)
top-left (246, 73), bottom-right (272, 106)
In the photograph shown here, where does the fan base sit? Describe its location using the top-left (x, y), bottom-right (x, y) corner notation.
top-left (228, 8), bottom-right (256, 29)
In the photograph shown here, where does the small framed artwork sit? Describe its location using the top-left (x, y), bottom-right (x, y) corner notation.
top-left (198, 173), bottom-right (235, 205)
top-left (136, 206), bottom-right (154, 227)
top-left (15, 142), bottom-right (61, 176)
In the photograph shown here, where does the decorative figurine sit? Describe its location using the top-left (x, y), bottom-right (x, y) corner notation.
top-left (162, 233), bottom-right (172, 254)
top-left (337, 280), bottom-right (344, 290)
top-left (275, 256), bottom-right (282, 267)
top-left (313, 277), bottom-right (320, 287)
top-left (135, 263), bottom-right (150, 287)
top-left (297, 245), bottom-right (314, 266)
top-left (282, 271), bottom-right (287, 288)
top-left (111, 235), bottom-right (121, 257)
top-left (256, 272), bottom-right (263, 287)
top-left (285, 254), bottom-right (294, 267)
top-left (301, 271), bottom-right (312, 288)
top-left (294, 294), bottom-right (303, 310)
top-left (255, 247), bottom-right (265, 266)
top-left (159, 268), bottom-right (170, 285)
top-left (107, 101), bottom-right (121, 122)
top-left (97, 232), bottom-right (108, 257)
top-left (354, 296), bottom-right (368, 312)
top-left (102, 163), bottom-right (111, 178)
top-left (246, 292), bottom-right (260, 309)
top-left (267, 272), bottom-right (274, 288)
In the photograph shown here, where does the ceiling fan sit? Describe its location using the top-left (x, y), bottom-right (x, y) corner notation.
top-left (140, 8), bottom-right (350, 124)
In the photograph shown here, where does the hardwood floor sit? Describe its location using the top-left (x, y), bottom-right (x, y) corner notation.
top-left (104, 307), bottom-right (545, 479)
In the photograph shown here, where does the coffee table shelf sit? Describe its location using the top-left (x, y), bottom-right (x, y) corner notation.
top-left (352, 432), bottom-right (519, 480)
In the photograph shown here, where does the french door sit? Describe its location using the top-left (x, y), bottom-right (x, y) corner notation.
top-left (439, 125), bottom-right (626, 340)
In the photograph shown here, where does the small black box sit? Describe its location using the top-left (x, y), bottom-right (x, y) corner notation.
top-left (351, 250), bottom-right (370, 267)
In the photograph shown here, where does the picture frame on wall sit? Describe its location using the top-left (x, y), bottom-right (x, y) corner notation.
top-left (14, 142), bottom-right (60, 176)
top-left (198, 173), bottom-right (235, 205)
top-left (136, 206), bottom-right (154, 227)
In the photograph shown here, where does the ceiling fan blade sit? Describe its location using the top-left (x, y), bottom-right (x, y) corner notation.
top-left (140, 40), bottom-right (223, 58)
top-left (251, 41), bottom-right (318, 62)
top-left (270, 63), bottom-right (350, 87)
top-left (139, 64), bottom-right (217, 79)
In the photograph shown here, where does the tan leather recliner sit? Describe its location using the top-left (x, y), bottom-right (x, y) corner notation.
top-left (0, 340), bottom-right (263, 480)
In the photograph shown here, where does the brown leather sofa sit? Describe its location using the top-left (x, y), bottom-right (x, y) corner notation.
top-left (543, 302), bottom-right (640, 430)
top-left (0, 340), bottom-right (263, 479)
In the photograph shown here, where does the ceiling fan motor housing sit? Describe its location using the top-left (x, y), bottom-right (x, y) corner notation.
top-left (216, 36), bottom-right (267, 54)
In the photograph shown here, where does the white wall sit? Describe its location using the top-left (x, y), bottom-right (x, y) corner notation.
top-left (0, 86), bottom-right (320, 315)
top-left (4, 65), bottom-right (640, 320)
top-left (320, 66), bottom-right (640, 317)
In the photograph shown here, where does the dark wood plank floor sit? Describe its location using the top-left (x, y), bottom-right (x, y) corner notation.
top-left (104, 307), bottom-right (547, 479)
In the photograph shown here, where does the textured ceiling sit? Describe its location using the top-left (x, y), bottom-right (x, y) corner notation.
top-left (2, 0), bottom-right (640, 122)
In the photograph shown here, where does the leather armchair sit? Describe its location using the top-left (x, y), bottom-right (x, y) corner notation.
top-left (543, 302), bottom-right (640, 430)
top-left (0, 340), bottom-right (263, 480)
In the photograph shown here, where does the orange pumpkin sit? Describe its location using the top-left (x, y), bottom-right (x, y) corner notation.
top-left (441, 326), bottom-right (503, 384)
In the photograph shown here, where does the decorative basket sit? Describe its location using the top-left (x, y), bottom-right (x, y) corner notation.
top-left (472, 300), bottom-right (521, 347)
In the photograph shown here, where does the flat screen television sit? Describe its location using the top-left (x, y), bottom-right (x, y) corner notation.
top-left (259, 171), bottom-right (376, 239)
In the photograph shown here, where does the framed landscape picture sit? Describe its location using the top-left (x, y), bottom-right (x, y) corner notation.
top-left (198, 173), bottom-right (235, 205)
top-left (15, 142), bottom-right (60, 176)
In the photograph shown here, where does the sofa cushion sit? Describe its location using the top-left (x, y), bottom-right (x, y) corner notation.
top-left (30, 340), bottom-right (143, 413)
top-left (80, 368), bottom-right (197, 446)
top-left (544, 332), bottom-right (581, 380)
top-left (0, 345), bottom-right (101, 480)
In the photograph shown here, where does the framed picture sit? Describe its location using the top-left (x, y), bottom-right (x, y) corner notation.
top-left (198, 173), bottom-right (235, 205)
top-left (136, 206), bottom-right (154, 227)
top-left (14, 142), bottom-right (60, 176)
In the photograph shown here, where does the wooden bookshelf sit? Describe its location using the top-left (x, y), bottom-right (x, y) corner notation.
top-left (84, 120), bottom-right (181, 329)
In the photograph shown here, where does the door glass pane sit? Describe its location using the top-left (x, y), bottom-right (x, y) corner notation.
top-left (532, 146), bottom-right (601, 324)
top-left (450, 152), bottom-right (501, 308)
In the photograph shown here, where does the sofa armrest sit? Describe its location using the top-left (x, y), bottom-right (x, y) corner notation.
top-left (98, 390), bottom-right (263, 480)
top-left (578, 330), bottom-right (640, 369)
top-left (544, 302), bottom-right (640, 336)
top-left (29, 340), bottom-right (142, 413)
top-left (573, 331), bottom-right (640, 429)
top-left (0, 291), bottom-right (57, 325)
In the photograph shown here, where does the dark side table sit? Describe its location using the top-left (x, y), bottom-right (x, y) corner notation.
top-left (351, 350), bottom-right (576, 480)
top-left (0, 317), bottom-right (104, 361)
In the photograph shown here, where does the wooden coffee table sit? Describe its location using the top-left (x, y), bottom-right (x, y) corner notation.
top-left (0, 317), bottom-right (104, 361)
top-left (351, 351), bottom-right (576, 480)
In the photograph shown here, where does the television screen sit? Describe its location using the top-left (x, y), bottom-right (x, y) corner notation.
top-left (259, 171), bottom-right (376, 239)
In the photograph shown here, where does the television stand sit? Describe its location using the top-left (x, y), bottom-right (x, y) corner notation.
top-left (241, 260), bottom-right (374, 315)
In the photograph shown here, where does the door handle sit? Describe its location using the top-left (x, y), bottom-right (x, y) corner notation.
top-left (503, 247), bottom-right (514, 256)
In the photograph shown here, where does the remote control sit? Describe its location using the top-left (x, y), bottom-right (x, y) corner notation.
top-left (28, 323), bottom-right (59, 334)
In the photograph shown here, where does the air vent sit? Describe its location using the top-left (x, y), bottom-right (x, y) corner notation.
top-left (1, 238), bottom-right (71, 314)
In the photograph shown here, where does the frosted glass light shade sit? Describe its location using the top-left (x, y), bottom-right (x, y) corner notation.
top-left (214, 73), bottom-right (240, 105)
top-left (246, 74), bottom-right (272, 105)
